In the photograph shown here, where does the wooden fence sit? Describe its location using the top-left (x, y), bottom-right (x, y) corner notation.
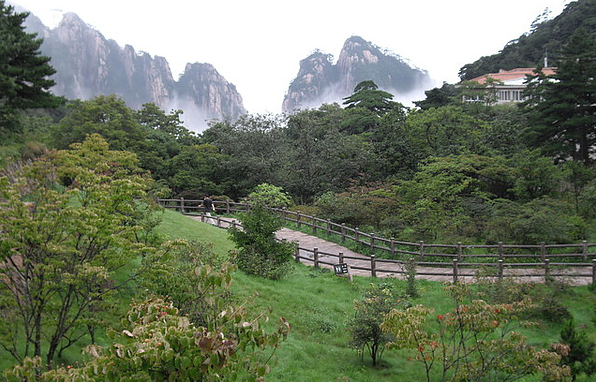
top-left (158, 198), bottom-right (596, 284)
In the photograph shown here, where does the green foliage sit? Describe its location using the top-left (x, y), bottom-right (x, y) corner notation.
top-left (523, 28), bottom-right (596, 165)
top-left (381, 283), bottom-right (571, 382)
top-left (229, 204), bottom-right (295, 280)
top-left (286, 106), bottom-right (373, 203)
top-left (559, 318), bottom-right (596, 381)
top-left (0, 134), bottom-right (158, 368)
top-left (508, 149), bottom-right (563, 200)
top-left (138, 239), bottom-right (234, 328)
top-left (342, 80), bottom-right (398, 117)
top-left (51, 95), bottom-right (147, 151)
top-left (3, 296), bottom-right (290, 382)
top-left (0, 1), bottom-right (64, 137)
top-left (248, 183), bottom-right (293, 208)
top-left (405, 105), bottom-right (488, 158)
top-left (348, 283), bottom-right (404, 366)
top-left (485, 197), bottom-right (586, 245)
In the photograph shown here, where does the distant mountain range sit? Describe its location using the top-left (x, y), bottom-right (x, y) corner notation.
top-left (15, 4), bottom-right (432, 130)
top-left (20, 10), bottom-right (245, 131)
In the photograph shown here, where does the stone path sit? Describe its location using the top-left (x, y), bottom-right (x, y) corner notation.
top-left (188, 214), bottom-right (593, 285)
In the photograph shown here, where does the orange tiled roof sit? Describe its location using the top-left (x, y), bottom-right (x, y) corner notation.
top-left (469, 67), bottom-right (557, 84)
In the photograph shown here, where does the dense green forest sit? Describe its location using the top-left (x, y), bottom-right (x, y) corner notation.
top-left (2, 0), bottom-right (596, 379)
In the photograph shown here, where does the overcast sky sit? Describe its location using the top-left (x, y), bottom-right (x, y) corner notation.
top-left (12, 0), bottom-right (572, 114)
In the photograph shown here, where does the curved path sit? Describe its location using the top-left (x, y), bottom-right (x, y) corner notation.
top-left (188, 215), bottom-right (592, 286)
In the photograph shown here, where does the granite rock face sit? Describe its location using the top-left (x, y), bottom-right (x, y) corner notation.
top-left (24, 11), bottom-right (246, 130)
top-left (283, 36), bottom-right (432, 111)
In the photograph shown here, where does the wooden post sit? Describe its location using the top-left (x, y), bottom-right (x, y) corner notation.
top-left (313, 247), bottom-right (319, 268)
top-left (498, 259), bottom-right (504, 280)
top-left (341, 224), bottom-right (346, 243)
top-left (355, 228), bottom-right (360, 244)
top-left (294, 243), bottom-right (300, 263)
top-left (453, 259), bottom-right (459, 283)
top-left (312, 216), bottom-right (317, 234)
top-left (419, 241), bottom-right (425, 261)
top-left (370, 233), bottom-right (375, 251)
top-left (371, 255), bottom-right (376, 278)
top-left (540, 242), bottom-right (546, 262)
top-left (390, 238), bottom-right (396, 257)
top-left (498, 242), bottom-right (503, 261)
top-left (339, 252), bottom-right (344, 264)
top-left (592, 259), bottom-right (596, 285)
top-left (297, 213), bottom-right (302, 228)
top-left (180, 197), bottom-right (185, 213)
top-left (544, 258), bottom-right (550, 283)
top-left (583, 240), bottom-right (588, 262)
top-left (457, 242), bottom-right (463, 261)
top-left (226, 200), bottom-right (230, 214)
top-left (326, 219), bottom-right (331, 236)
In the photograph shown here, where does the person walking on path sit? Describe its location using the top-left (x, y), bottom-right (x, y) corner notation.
top-left (201, 195), bottom-right (215, 224)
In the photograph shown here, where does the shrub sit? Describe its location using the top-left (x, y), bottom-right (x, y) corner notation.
top-left (348, 283), bottom-right (405, 366)
top-left (229, 204), bottom-right (295, 280)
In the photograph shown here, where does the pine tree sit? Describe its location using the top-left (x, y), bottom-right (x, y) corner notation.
top-left (523, 28), bottom-right (596, 164)
top-left (560, 318), bottom-right (596, 380)
top-left (0, 0), bottom-right (63, 133)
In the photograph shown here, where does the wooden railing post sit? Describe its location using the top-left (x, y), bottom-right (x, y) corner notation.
top-left (295, 243), bottom-right (300, 263)
top-left (457, 242), bottom-right (463, 261)
top-left (312, 216), bottom-right (317, 234)
top-left (180, 197), bottom-right (185, 213)
top-left (326, 219), bottom-right (331, 236)
top-left (498, 242), bottom-right (503, 261)
top-left (498, 259), bottom-right (504, 280)
top-left (370, 233), bottom-right (375, 251)
top-left (419, 241), bottom-right (425, 261)
top-left (371, 255), bottom-right (376, 278)
top-left (339, 252), bottom-right (344, 264)
top-left (540, 242), bottom-right (546, 262)
top-left (313, 247), bottom-right (319, 268)
top-left (297, 213), bottom-right (302, 228)
top-left (583, 240), bottom-right (588, 262)
top-left (390, 238), bottom-right (396, 257)
top-left (544, 258), bottom-right (550, 283)
top-left (592, 259), bottom-right (596, 285)
top-left (341, 224), bottom-right (346, 243)
top-left (453, 259), bottom-right (459, 283)
top-left (355, 228), bottom-right (360, 244)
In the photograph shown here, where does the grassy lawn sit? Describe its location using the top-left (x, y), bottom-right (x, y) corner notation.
top-left (160, 210), bottom-right (596, 382)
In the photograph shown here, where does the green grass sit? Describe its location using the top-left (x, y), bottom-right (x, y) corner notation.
top-left (160, 210), bottom-right (596, 382)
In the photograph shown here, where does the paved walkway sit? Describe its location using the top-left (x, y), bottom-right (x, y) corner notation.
top-left (187, 214), bottom-right (593, 286)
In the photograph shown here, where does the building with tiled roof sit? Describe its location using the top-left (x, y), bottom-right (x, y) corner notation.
top-left (466, 67), bottom-right (557, 104)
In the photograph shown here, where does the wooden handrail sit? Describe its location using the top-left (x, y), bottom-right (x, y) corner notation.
top-left (158, 198), bottom-right (596, 271)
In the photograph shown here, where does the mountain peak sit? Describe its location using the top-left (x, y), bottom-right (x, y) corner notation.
top-left (282, 36), bottom-right (432, 112)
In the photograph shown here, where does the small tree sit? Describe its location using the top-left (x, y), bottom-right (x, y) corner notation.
top-left (248, 183), bottom-right (293, 208)
top-left (348, 283), bottom-right (402, 366)
top-left (229, 203), bottom-right (295, 280)
top-left (559, 318), bottom-right (596, 381)
top-left (381, 283), bottom-right (571, 382)
top-left (0, 134), bottom-right (158, 369)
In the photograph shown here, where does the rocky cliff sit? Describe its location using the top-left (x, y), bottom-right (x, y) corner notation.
top-left (23, 11), bottom-right (246, 131)
top-left (283, 36), bottom-right (432, 111)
